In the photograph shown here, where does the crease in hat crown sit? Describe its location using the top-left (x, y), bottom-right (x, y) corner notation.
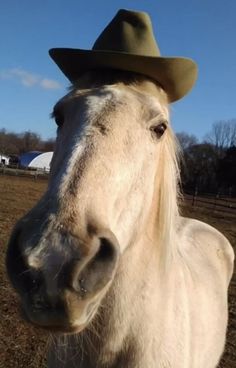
top-left (92, 9), bottom-right (161, 57)
top-left (49, 9), bottom-right (198, 102)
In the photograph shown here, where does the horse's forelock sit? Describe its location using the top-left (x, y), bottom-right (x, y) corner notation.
top-left (70, 70), bottom-right (168, 103)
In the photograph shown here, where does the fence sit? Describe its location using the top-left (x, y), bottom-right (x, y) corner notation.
top-left (184, 190), bottom-right (236, 216)
top-left (0, 166), bottom-right (49, 180)
top-left (1, 168), bottom-right (236, 217)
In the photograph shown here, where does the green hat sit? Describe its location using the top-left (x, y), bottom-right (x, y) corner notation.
top-left (49, 9), bottom-right (198, 102)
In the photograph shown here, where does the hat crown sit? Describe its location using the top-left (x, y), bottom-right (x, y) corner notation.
top-left (49, 8), bottom-right (198, 102)
top-left (92, 9), bottom-right (161, 57)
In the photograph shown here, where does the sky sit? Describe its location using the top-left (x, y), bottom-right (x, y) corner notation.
top-left (0, 0), bottom-right (235, 141)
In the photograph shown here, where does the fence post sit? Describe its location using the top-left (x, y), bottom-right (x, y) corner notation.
top-left (214, 192), bottom-right (220, 212)
top-left (192, 187), bottom-right (198, 207)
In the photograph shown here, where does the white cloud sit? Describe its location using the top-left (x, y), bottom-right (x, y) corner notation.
top-left (0, 68), bottom-right (62, 90)
top-left (10, 68), bottom-right (39, 87)
top-left (40, 78), bottom-right (61, 90)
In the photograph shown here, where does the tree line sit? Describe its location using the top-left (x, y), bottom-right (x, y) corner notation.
top-left (1, 119), bottom-right (236, 195)
top-left (0, 129), bottom-right (55, 156)
top-left (177, 119), bottom-right (236, 196)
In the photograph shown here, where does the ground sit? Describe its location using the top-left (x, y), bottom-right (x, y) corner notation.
top-left (0, 174), bottom-right (235, 368)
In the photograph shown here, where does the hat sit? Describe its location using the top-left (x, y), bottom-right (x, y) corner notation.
top-left (49, 9), bottom-right (197, 102)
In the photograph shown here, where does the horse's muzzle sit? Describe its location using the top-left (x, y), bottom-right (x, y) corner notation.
top-left (6, 222), bottom-right (120, 332)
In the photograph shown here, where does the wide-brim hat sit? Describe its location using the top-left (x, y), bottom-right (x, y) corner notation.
top-left (49, 9), bottom-right (198, 102)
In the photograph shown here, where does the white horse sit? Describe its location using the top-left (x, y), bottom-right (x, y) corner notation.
top-left (6, 71), bottom-right (234, 368)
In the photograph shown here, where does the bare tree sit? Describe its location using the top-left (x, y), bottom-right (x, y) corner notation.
top-left (0, 128), bottom-right (55, 155)
top-left (19, 131), bottom-right (42, 153)
top-left (204, 119), bottom-right (236, 154)
top-left (0, 129), bottom-right (21, 155)
top-left (41, 138), bottom-right (55, 152)
top-left (0, 129), bottom-right (7, 154)
top-left (176, 132), bottom-right (198, 151)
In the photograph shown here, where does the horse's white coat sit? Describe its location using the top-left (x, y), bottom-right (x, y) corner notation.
top-left (15, 78), bottom-right (234, 368)
top-left (47, 83), bottom-right (234, 367)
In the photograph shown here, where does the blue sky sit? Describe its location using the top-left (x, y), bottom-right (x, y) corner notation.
top-left (0, 0), bottom-right (235, 141)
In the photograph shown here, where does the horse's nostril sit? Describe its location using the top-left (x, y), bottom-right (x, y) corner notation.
top-left (95, 237), bottom-right (117, 262)
top-left (73, 233), bottom-right (120, 296)
top-left (32, 294), bottom-right (48, 311)
top-left (6, 226), bottom-right (30, 292)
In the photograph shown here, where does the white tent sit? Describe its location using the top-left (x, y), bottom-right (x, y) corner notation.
top-left (28, 152), bottom-right (53, 172)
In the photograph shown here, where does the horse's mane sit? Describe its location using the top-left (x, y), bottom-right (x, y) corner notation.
top-left (72, 70), bottom-right (181, 269)
top-left (156, 127), bottom-right (181, 269)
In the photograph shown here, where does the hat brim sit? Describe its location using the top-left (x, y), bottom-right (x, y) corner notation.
top-left (49, 48), bottom-right (197, 102)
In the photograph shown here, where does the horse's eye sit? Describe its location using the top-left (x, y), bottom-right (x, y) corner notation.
top-left (51, 108), bottom-right (64, 128)
top-left (54, 113), bottom-right (64, 128)
top-left (150, 122), bottom-right (167, 139)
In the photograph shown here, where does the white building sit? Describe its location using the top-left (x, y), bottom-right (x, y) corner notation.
top-left (20, 151), bottom-right (53, 172)
top-left (0, 154), bottom-right (10, 166)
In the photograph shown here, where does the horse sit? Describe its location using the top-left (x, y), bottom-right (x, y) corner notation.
top-left (6, 70), bottom-right (234, 368)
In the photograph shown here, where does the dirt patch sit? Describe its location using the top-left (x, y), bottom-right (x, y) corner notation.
top-left (0, 175), bottom-right (48, 368)
top-left (0, 174), bottom-right (235, 367)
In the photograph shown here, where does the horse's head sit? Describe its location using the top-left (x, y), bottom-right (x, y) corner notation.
top-left (6, 71), bottom-right (179, 333)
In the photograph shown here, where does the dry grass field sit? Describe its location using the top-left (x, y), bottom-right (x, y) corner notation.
top-left (0, 174), bottom-right (235, 368)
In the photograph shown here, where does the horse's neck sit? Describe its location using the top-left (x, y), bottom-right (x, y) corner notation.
top-left (49, 237), bottom-right (160, 368)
